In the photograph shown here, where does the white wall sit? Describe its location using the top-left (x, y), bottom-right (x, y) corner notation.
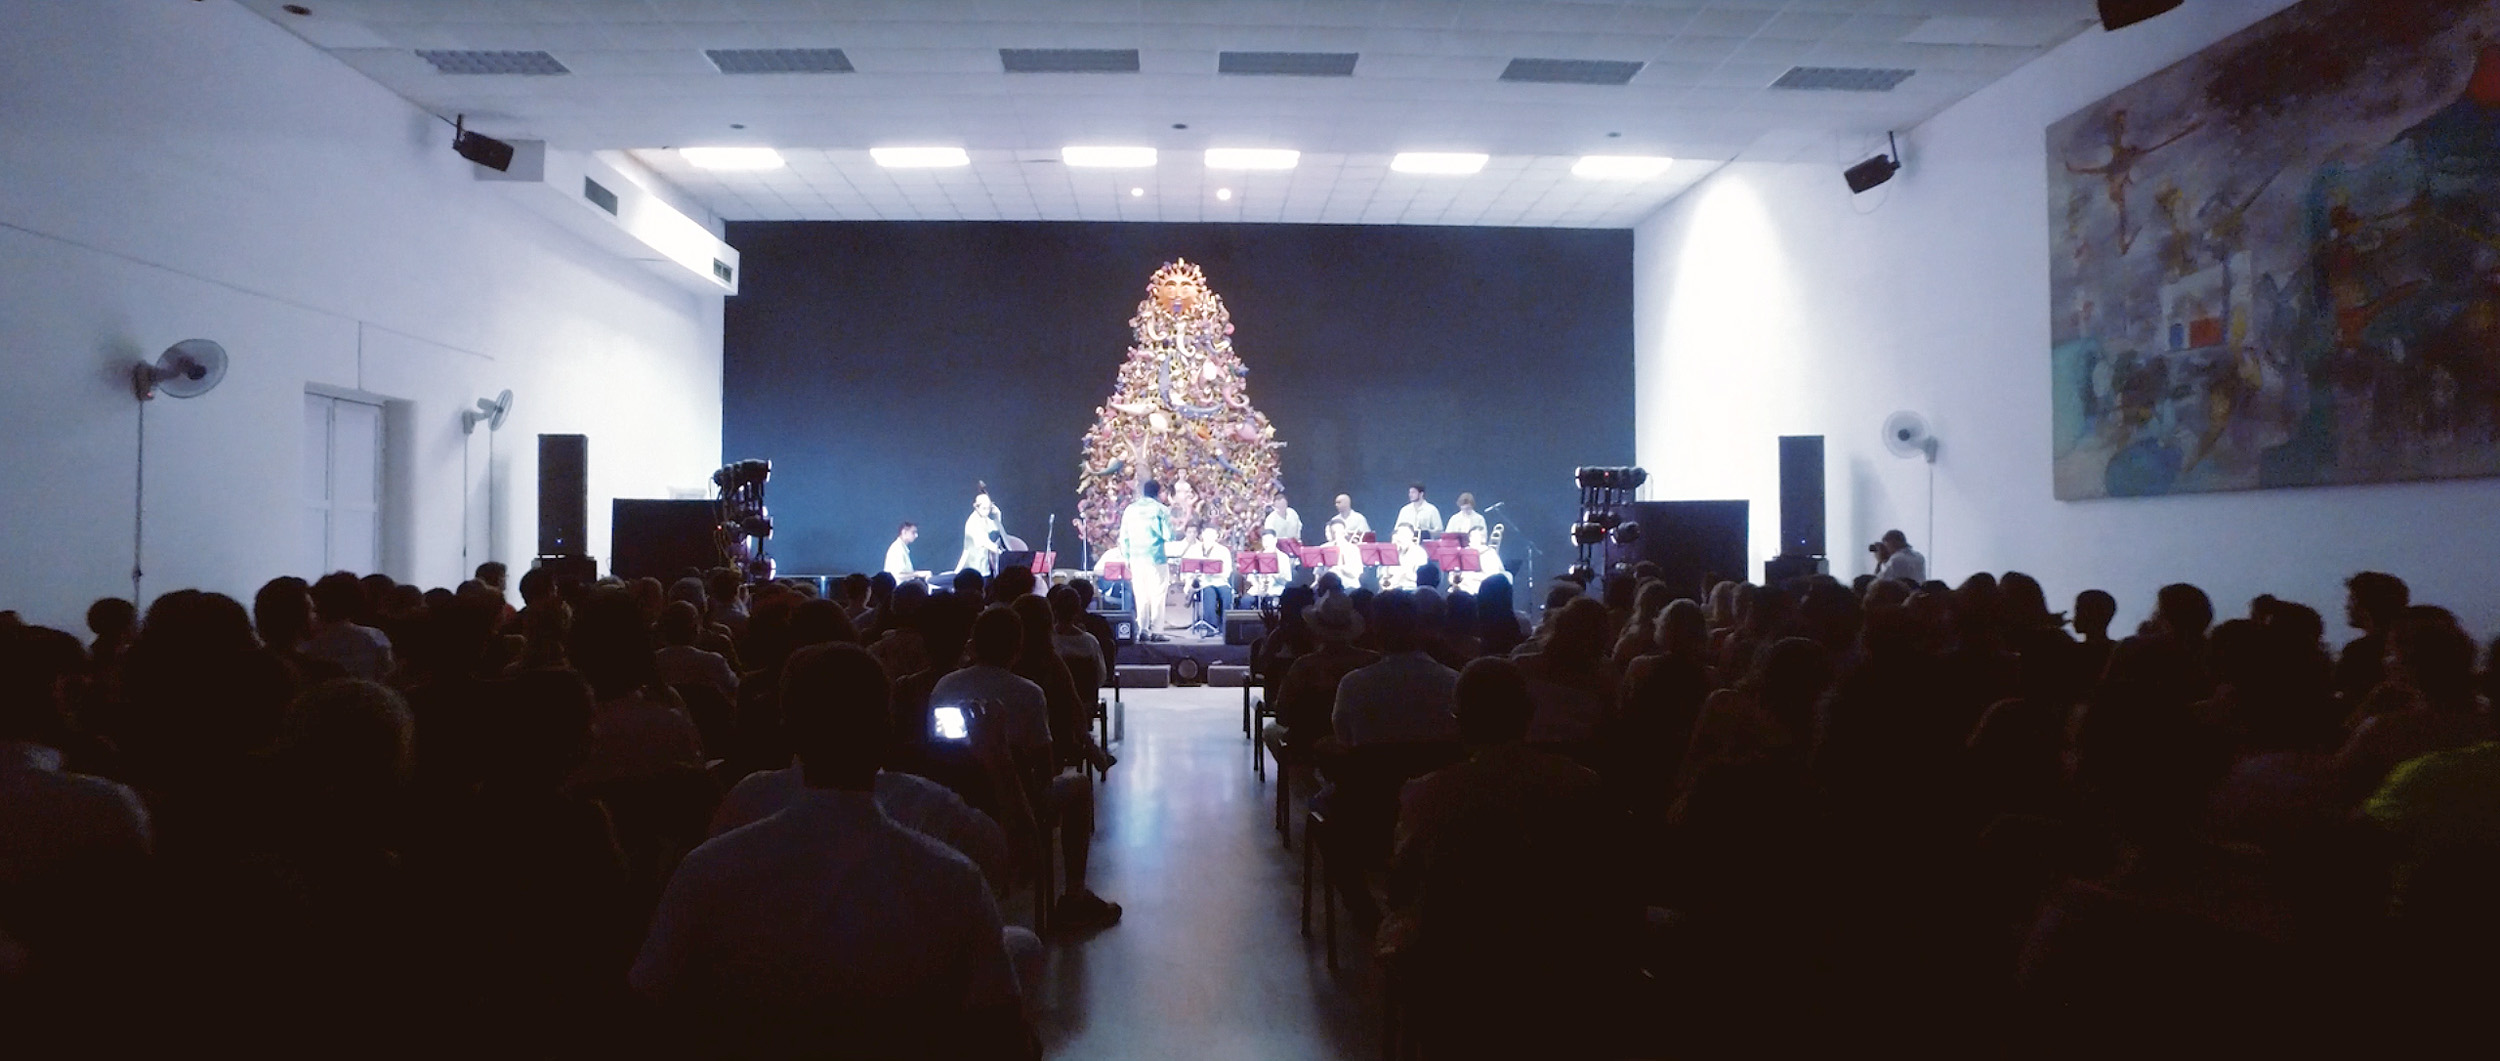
top-left (1634, 0), bottom-right (2500, 640)
top-left (0, 0), bottom-right (723, 635)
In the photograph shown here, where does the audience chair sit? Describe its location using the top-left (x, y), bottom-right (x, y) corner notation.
top-left (1242, 635), bottom-right (1265, 739)
top-left (670, 682), bottom-right (736, 762)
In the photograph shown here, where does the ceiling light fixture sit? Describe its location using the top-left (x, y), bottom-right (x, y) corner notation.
top-left (679, 146), bottom-right (785, 171)
top-left (1205, 148), bottom-right (1299, 170)
top-left (870, 146), bottom-right (970, 168)
top-left (1572, 155), bottom-right (1675, 179)
top-left (1390, 152), bottom-right (1489, 175)
top-left (1063, 145), bottom-right (1157, 168)
top-left (1130, 187), bottom-right (1145, 197)
top-left (1216, 188), bottom-right (1233, 201)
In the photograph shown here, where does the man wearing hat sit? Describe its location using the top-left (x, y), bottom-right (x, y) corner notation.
top-left (1267, 592), bottom-right (1379, 748)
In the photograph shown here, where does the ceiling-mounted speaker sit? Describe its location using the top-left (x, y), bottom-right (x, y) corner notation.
top-left (2099, 0), bottom-right (2184, 31)
top-left (453, 114), bottom-right (515, 172)
top-left (1845, 132), bottom-right (1901, 194)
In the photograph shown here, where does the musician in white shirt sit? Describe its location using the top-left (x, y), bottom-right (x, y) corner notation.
top-left (1262, 492), bottom-right (1303, 547)
top-left (956, 484), bottom-right (1003, 576)
top-left (1395, 482), bottom-right (1444, 537)
top-left (883, 521), bottom-right (919, 580)
top-left (1379, 523), bottom-right (1429, 591)
top-left (1245, 530), bottom-right (1295, 599)
top-left (1444, 493), bottom-right (1486, 545)
top-left (1180, 526), bottom-right (1235, 630)
top-left (1321, 494), bottom-right (1368, 585)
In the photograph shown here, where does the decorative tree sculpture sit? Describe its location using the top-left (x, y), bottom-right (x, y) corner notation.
top-left (1077, 260), bottom-right (1285, 553)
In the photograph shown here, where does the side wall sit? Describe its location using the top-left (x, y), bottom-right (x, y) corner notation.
top-left (0, 0), bottom-right (724, 633)
top-left (1633, 0), bottom-right (2500, 637)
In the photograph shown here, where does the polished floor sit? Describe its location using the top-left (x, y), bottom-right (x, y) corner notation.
top-left (1032, 686), bottom-right (1382, 1060)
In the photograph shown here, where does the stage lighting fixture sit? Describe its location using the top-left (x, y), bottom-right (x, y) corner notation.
top-left (1612, 521), bottom-right (1642, 546)
top-left (1390, 152), bottom-right (1489, 175)
top-left (1573, 523), bottom-right (1608, 546)
top-left (2098, 0), bottom-right (2184, 31)
top-left (871, 146), bottom-right (970, 168)
top-left (452, 115), bottom-right (515, 172)
top-left (1205, 148), bottom-right (1299, 170)
top-left (680, 146), bottom-right (785, 171)
top-left (1063, 145), bottom-right (1157, 168)
top-left (1572, 155), bottom-right (1675, 180)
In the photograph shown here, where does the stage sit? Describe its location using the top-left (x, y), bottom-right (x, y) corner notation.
top-left (1115, 630), bottom-right (1251, 670)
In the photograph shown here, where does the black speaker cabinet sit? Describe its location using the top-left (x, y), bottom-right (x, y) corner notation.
top-left (1778, 435), bottom-right (1826, 560)
top-left (1102, 610), bottom-right (1138, 645)
top-left (532, 554), bottom-right (599, 589)
top-left (538, 434), bottom-right (588, 557)
top-left (612, 499), bottom-right (720, 580)
top-left (1224, 610), bottom-right (1266, 646)
top-left (1615, 500), bottom-right (1749, 601)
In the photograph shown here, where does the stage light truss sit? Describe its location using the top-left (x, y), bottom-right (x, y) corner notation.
top-left (713, 458), bottom-right (775, 582)
top-left (1571, 466), bottom-right (1647, 566)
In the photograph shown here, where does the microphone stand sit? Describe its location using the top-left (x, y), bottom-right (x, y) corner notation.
top-left (1045, 514), bottom-right (1056, 571)
top-left (1487, 501), bottom-right (1536, 607)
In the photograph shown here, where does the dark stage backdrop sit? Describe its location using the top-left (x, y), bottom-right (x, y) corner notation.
top-left (722, 222), bottom-right (1633, 577)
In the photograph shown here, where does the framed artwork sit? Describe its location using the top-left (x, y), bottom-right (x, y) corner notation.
top-left (2050, 0), bottom-right (2500, 498)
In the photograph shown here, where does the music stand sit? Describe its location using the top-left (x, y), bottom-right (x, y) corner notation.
top-left (1359, 543), bottom-right (1398, 567)
top-left (1451, 549), bottom-right (1482, 572)
top-left (1030, 551), bottom-right (1056, 573)
top-left (1313, 545), bottom-right (1342, 569)
top-left (1102, 560), bottom-right (1129, 580)
top-left (1241, 553), bottom-right (1279, 575)
top-left (1439, 532), bottom-right (1469, 546)
top-left (1277, 538), bottom-right (1303, 555)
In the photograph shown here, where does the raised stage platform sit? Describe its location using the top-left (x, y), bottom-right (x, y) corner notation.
top-left (1116, 633), bottom-right (1251, 669)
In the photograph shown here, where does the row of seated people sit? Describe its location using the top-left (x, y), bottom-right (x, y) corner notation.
top-left (0, 561), bottom-right (1130, 1058)
top-left (1247, 565), bottom-right (2500, 1057)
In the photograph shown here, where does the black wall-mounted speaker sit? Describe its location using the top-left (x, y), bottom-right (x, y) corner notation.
top-left (2098, 0), bottom-right (2183, 31)
top-left (1778, 435), bottom-right (1826, 559)
top-left (538, 434), bottom-right (588, 558)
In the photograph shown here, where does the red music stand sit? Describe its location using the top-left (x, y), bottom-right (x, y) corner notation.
top-left (1030, 551), bottom-right (1056, 572)
top-left (1178, 558), bottom-right (1220, 576)
top-left (1439, 532), bottom-right (1469, 546)
top-left (1277, 538), bottom-right (1303, 554)
top-left (1313, 545), bottom-right (1342, 568)
top-left (1102, 561), bottom-right (1129, 580)
top-left (1451, 549), bottom-right (1482, 572)
top-left (1359, 543), bottom-right (1399, 566)
top-left (1241, 553), bottom-right (1279, 575)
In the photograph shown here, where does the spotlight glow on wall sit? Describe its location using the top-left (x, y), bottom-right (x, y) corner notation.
top-left (1572, 154), bottom-right (1676, 179)
top-left (1216, 187), bottom-right (1233, 200)
top-left (1390, 152), bottom-right (1489, 175)
top-left (1205, 148), bottom-right (1300, 170)
top-left (869, 146), bottom-right (971, 168)
top-left (679, 146), bottom-right (785, 171)
top-left (1062, 145), bottom-right (1157, 168)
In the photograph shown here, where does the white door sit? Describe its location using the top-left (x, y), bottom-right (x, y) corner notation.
top-left (303, 392), bottom-right (383, 576)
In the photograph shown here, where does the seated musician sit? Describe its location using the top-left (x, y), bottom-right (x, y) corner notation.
top-left (1247, 530), bottom-right (1295, 600)
top-left (1380, 523), bottom-right (1429, 591)
top-left (1181, 526), bottom-right (1235, 630)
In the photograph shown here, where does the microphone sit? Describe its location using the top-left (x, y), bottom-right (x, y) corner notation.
top-left (1485, 500), bottom-right (1506, 511)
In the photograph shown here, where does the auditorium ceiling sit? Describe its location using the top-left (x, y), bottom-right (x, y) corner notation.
top-left (241, 0), bottom-right (2099, 227)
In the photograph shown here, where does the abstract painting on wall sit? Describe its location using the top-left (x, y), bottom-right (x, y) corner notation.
top-left (2050, 0), bottom-right (2500, 499)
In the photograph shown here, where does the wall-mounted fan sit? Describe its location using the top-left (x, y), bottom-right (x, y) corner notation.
top-left (1882, 410), bottom-right (1939, 463)
top-left (462, 389), bottom-right (514, 434)
top-left (131, 339), bottom-right (232, 605)
top-left (133, 339), bottom-right (228, 401)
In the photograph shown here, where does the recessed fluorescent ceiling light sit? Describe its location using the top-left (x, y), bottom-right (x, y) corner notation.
top-left (1205, 148), bottom-right (1299, 170)
top-left (1063, 145), bottom-right (1157, 168)
top-left (1216, 188), bottom-right (1233, 200)
top-left (1130, 187), bottom-right (1145, 197)
top-left (1572, 155), bottom-right (1675, 179)
top-left (870, 146), bottom-right (970, 168)
top-left (679, 146), bottom-right (785, 171)
top-left (1390, 152), bottom-right (1489, 175)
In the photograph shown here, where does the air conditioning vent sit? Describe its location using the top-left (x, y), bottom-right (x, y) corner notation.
top-left (713, 260), bottom-right (735, 284)
top-left (1499, 58), bottom-right (1644, 85)
top-left (999, 48), bottom-right (1139, 73)
top-left (706, 48), bottom-right (853, 74)
top-left (1772, 66), bottom-right (1916, 92)
top-left (1218, 51), bottom-right (1359, 76)
top-left (417, 50), bottom-right (569, 76)
top-left (583, 177), bottom-right (618, 216)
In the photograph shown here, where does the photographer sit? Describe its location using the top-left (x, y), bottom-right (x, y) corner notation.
top-left (1869, 529), bottom-right (1927, 585)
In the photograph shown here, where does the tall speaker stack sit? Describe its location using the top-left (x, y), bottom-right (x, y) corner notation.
top-left (535, 434), bottom-right (597, 586)
top-left (1768, 435), bottom-right (1825, 585)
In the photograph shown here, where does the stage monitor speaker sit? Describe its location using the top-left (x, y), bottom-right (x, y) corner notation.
top-left (612, 499), bottom-right (719, 580)
top-left (999, 550), bottom-right (1037, 572)
top-left (1102, 610), bottom-right (1138, 645)
top-left (2098, 0), bottom-right (2182, 32)
top-left (1208, 664), bottom-right (1250, 688)
top-left (1114, 664), bottom-right (1169, 689)
top-left (1224, 610), bottom-right (1265, 646)
top-left (1778, 435), bottom-right (1826, 559)
top-left (538, 434), bottom-right (588, 557)
top-left (1764, 554), bottom-right (1823, 587)
top-left (532, 554), bottom-right (598, 590)
top-left (1614, 500), bottom-right (1749, 601)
